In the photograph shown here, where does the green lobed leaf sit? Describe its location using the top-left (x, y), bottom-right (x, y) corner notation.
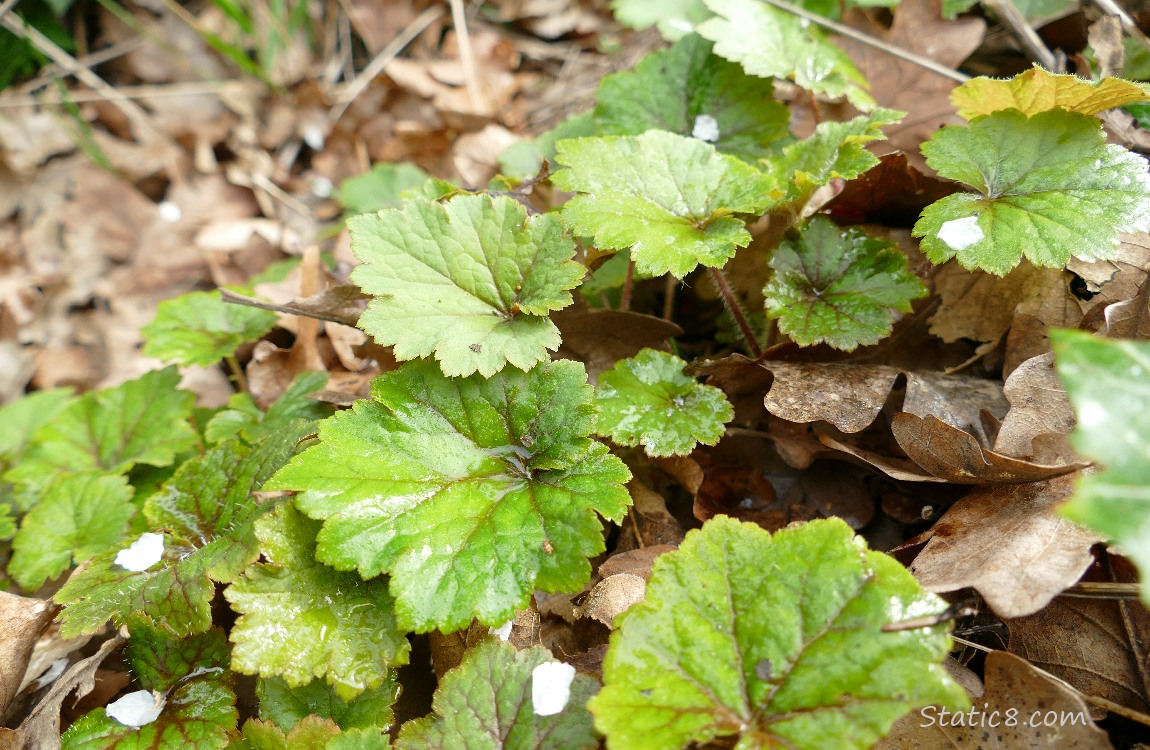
top-left (609, 0), bottom-right (711, 40)
top-left (348, 194), bottom-right (584, 377)
top-left (0, 504), bottom-right (14, 540)
top-left (55, 427), bottom-right (307, 638)
top-left (9, 472), bottom-right (134, 590)
top-left (6, 367), bottom-right (197, 499)
top-left (593, 34), bottom-right (790, 163)
top-left (142, 290), bottom-right (278, 367)
top-left (205, 371), bottom-right (331, 445)
top-left (395, 640), bottom-right (600, 750)
top-left (595, 349), bottom-right (733, 457)
top-left (697, 0), bottom-right (873, 108)
top-left (499, 112), bottom-right (597, 181)
top-left (337, 163), bottom-right (430, 216)
top-left (0, 387), bottom-right (75, 470)
top-left (1052, 331), bottom-right (1150, 605)
top-left (553, 130), bottom-right (778, 278)
top-left (764, 216), bottom-right (928, 351)
top-left (225, 503), bottom-right (409, 699)
top-left (266, 359), bottom-right (633, 633)
top-left (590, 516), bottom-right (968, 750)
top-left (913, 108), bottom-right (1150, 275)
top-left (233, 718), bottom-right (389, 750)
top-left (62, 626), bottom-right (236, 750)
top-left (257, 676), bottom-right (397, 733)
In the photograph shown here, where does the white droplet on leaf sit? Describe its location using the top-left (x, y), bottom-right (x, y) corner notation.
top-left (157, 201), bottom-right (182, 223)
top-left (489, 621), bottom-right (513, 641)
top-left (114, 533), bottom-right (165, 572)
top-left (531, 661), bottom-right (576, 716)
top-left (107, 690), bottom-right (164, 728)
top-left (937, 216), bottom-right (984, 251)
top-left (692, 114), bottom-right (720, 143)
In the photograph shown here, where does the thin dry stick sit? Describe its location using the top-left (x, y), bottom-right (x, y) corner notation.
top-left (0, 0), bottom-right (21, 22)
top-left (448, 0), bottom-right (484, 113)
top-left (709, 267), bottom-right (763, 358)
top-left (662, 275), bottom-right (676, 321)
top-left (1092, 0), bottom-right (1150, 57)
top-left (981, 0), bottom-right (1059, 70)
top-left (620, 259), bottom-right (635, 311)
top-left (329, 5), bottom-right (445, 124)
top-left (0, 81), bottom-right (231, 108)
top-left (757, 0), bottom-right (969, 83)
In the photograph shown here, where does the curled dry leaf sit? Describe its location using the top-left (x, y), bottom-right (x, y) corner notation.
top-left (552, 305), bottom-right (682, 381)
top-left (0, 592), bottom-right (53, 718)
top-left (994, 352), bottom-right (1078, 463)
top-left (877, 651), bottom-right (1112, 750)
top-left (577, 574), bottom-right (647, 628)
top-left (909, 474), bottom-right (1101, 618)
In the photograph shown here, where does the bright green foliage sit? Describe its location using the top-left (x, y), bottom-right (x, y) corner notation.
top-left (595, 349), bottom-right (733, 457)
top-left (62, 626), bottom-right (236, 750)
top-left (914, 109), bottom-right (1150, 275)
top-left (9, 472), bottom-right (134, 590)
top-left (0, 504), bottom-right (13, 540)
top-left (395, 640), bottom-right (600, 750)
top-left (54, 428), bottom-right (306, 638)
top-left (764, 217), bottom-right (927, 351)
top-left (553, 131), bottom-right (777, 278)
top-left (142, 291), bottom-right (278, 367)
top-left (205, 371), bottom-right (331, 444)
top-left (266, 359), bottom-right (632, 633)
top-left (257, 676), bottom-right (397, 733)
top-left (348, 194), bottom-right (584, 377)
top-left (337, 163), bottom-right (430, 215)
top-left (594, 34), bottom-right (790, 163)
top-left (499, 112), bottom-right (597, 180)
top-left (764, 109), bottom-right (903, 204)
top-left (0, 387), bottom-right (75, 472)
top-left (590, 517), bottom-right (967, 750)
top-left (233, 718), bottom-right (389, 750)
top-left (609, 0), bottom-right (710, 40)
top-left (1052, 331), bottom-right (1150, 605)
top-left (6, 367), bottom-right (197, 497)
top-left (697, 0), bottom-right (873, 108)
top-left (226, 504), bottom-right (409, 699)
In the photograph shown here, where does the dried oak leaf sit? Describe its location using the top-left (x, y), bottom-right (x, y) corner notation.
top-left (0, 593), bottom-right (53, 718)
top-left (552, 305), bottom-right (682, 381)
top-left (909, 474), bottom-right (1101, 618)
top-left (994, 352), bottom-right (1078, 463)
top-left (825, 153), bottom-right (958, 226)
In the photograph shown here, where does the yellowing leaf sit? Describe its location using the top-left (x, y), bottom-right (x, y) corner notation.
top-left (953, 66), bottom-right (1150, 120)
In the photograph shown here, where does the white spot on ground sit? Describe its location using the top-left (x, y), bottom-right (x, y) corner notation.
top-left (489, 621), bottom-right (513, 641)
top-left (311, 175), bottom-right (333, 198)
top-left (937, 216), bottom-right (984, 251)
top-left (692, 114), bottom-right (720, 143)
top-left (302, 123), bottom-right (326, 151)
top-left (531, 661), bottom-right (576, 716)
top-left (114, 533), bottom-right (164, 572)
top-left (107, 690), bottom-right (164, 728)
top-left (157, 201), bottom-right (182, 223)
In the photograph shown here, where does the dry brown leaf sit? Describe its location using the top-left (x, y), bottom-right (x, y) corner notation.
top-left (618, 481), bottom-right (683, 551)
top-left (909, 475), bottom-right (1100, 618)
top-left (577, 574), bottom-right (646, 628)
top-left (825, 153), bottom-right (958, 226)
top-left (0, 593), bottom-right (53, 719)
top-left (0, 107), bottom-right (75, 176)
top-left (799, 463), bottom-right (875, 530)
top-left (877, 651), bottom-right (1112, 749)
top-left (598, 546), bottom-right (677, 581)
top-left (994, 352), bottom-right (1077, 463)
top-left (835, 0), bottom-right (985, 172)
top-left (552, 305), bottom-right (681, 381)
top-left (818, 434), bottom-right (950, 483)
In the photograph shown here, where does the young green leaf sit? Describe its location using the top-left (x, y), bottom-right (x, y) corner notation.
top-left (1052, 330), bottom-right (1150, 605)
top-left (595, 349), bottom-right (733, 457)
top-left (6, 367), bottom-right (197, 504)
top-left (0, 387), bottom-right (75, 471)
top-left (593, 34), bottom-right (790, 163)
top-left (226, 503), bottom-right (409, 699)
top-left (764, 216), bottom-right (927, 351)
top-left (951, 67), bottom-right (1150, 120)
top-left (9, 472), bottom-right (134, 590)
top-left (205, 371), bottom-right (331, 444)
top-left (62, 627), bottom-right (236, 750)
top-left (913, 109), bottom-right (1150, 274)
top-left (337, 162), bottom-right (430, 216)
top-left (266, 359), bottom-right (632, 633)
top-left (395, 640), bottom-right (600, 750)
top-left (610, 0), bottom-right (711, 40)
top-left (553, 130), bottom-right (778, 278)
top-left (590, 517), bottom-right (968, 750)
top-left (499, 112), bottom-right (597, 181)
top-left (142, 290), bottom-right (278, 367)
top-left (348, 194), bottom-right (584, 377)
top-left (764, 109), bottom-right (904, 204)
top-left (257, 676), bottom-right (398, 733)
top-left (232, 717), bottom-right (389, 750)
top-left (697, 0), bottom-right (873, 108)
top-left (55, 428), bottom-right (306, 638)
top-left (0, 504), bottom-right (14, 540)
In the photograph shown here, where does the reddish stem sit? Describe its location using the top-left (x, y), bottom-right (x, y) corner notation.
top-left (709, 267), bottom-right (762, 358)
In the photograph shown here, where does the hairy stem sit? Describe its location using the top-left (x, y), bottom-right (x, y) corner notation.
top-left (709, 267), bottom-right (762, 358)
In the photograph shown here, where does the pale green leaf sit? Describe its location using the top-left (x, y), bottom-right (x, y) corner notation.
top-left (348, 194), bottom-right (584, 377)
top-left (698, 0), bottom-right (873, 108)
top-left (9, 472), bottom-right (134, 590)
top-left (226, 503), bottom-right (409, 699)
top-left (1053, 330), bottom-right (1150, 605)
top-left (594, 34), bottom-right (790, 163)
top-left (142, 290), bottom-right (278, 367)
top-left (590, 517), bottom-right (968, 750)
top-left (257, 676), bottom-right (397, 733)
top-left (595, 349), bottom-right (733, 457)
top-left (395, 640), bottom-right (599, 750)
top-left (609, 0), bottom-right (710, 40)
top-left (553, 130), bottom-right (778, 278)
top-left (0, 387), bottom-right (75, 468)
top-left (266, 359), bottom-right (632, 633)
top-left (205, 371), bottom-right (331, 444)
top-left (338, 163), bottom-right (429, 216)
top-left (913, 109), bottom-right (1150, 275)
top-left (0, 504), bottom-right (14, 540)
top-left (764, 216), bottom-right (927, 351)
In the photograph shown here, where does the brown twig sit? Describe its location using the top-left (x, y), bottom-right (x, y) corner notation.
top-left (620, 259), bottom-right (635, 311)
top-left (448, 0), bottom-right (485, 113)
top-left (709, 267), bottom-right (762, 358)
top-left (981, 0), bottom-right (1059, 70)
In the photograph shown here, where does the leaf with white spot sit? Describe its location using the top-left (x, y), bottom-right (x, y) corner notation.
top-left (532, 662), bottom-right (577, 717)
top-left (115, 533), bottom-right (165, 572)
top-left (395, 640), bottom-right (599, 750)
